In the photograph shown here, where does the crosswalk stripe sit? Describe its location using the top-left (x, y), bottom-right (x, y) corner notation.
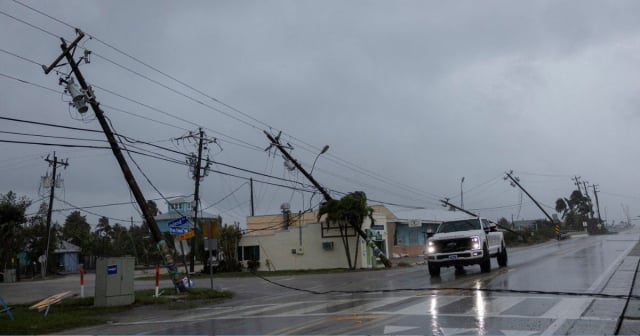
top-left (541, 298), bottom-right (592, 319)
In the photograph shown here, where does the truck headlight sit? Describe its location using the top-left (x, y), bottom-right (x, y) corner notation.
top-left (470, 236), bottom-right (481, 250)
top-left (427, 241), bottom-right (436, 254)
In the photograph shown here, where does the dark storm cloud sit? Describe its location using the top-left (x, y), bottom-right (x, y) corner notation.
top-left (2, 1), bottom-right (640, 227)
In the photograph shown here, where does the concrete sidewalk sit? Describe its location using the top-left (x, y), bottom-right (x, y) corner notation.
top-left (615, 241), bottom-right (640, 334)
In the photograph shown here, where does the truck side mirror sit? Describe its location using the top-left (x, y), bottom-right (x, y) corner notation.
top-left (426, 229), bottom-right (435, 238)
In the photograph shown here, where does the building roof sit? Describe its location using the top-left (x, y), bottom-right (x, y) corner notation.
top-left (54, 240), bottom-right (81, 253)
top-left (155, 210), bottom-right (219, 221)
top-left (388, 207), bottom-right (474, 223)
top-left (167, 197), bottom-right (191, 204)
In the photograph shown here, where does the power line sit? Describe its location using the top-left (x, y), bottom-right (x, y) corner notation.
top-left (0, 47), bottom-right (42, 66)
top-left (0, 116), bottom-right (102, 133)
top-left (0, 46), bottom-right (264, 153)
top-left (0, 127), bottom-right (443, 211)
top-left (202, 182), bottom-right (248, 211)
top-left (6, 4), bottom-right (444, 203)
top-left (91, 84), bottom-right (263, 151)
top-left (0, 8), bottom-right (60, 39)
top-left (5, 6), bottom-right (447, 206)
top-left (0, 72), bottom-right (62, 95)
top-left (0, 139), bottom-right (110, 149)
top-left (0, 130), bottom-right (106, 143)
top-left (0, 115), bottom-right (314, 189)
top-left (12, 0), bottom-right (75, 31)
top-left (54, 196), bottom-right (142, 224)
top-left (27, 194), bottom-right (190, 216)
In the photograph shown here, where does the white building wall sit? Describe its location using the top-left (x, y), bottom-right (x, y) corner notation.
top-left (239, 215), bottom-right (388, 271)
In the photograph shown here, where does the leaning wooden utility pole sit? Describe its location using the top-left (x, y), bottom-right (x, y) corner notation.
top-left (593, 184), bottom-right (603, 224)
top-left (504, 171), bottom-right (555, 223)
top-left (43, 30), bottom-right (186, 291)
top-left (264, 131), bottom-right (392, 268)
top-left (505, 171), bottom-right (561, 239)
top-left (439, 198), bottom-right (524, 240)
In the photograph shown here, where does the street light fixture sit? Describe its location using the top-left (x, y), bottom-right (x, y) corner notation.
top-left (310, 145), bottom-right (329, 175)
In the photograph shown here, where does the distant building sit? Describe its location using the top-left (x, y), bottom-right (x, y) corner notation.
top-left (53, 240), bottom-right (81, 273)
top-left (512, 219), bottom-right (552, 231)
top-left (240, 208), bottom-right (389, 271)
top-left (388, 208), bottom-right (472, 257)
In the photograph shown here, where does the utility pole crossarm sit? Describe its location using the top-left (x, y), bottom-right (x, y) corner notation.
top-left (42, 31), bottom-right (85, 74)
top-left (264, 131), bottom-right (332, 200)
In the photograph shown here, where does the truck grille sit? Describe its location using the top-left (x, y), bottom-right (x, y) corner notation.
top-left (434, 238), bottom-right (472, 253)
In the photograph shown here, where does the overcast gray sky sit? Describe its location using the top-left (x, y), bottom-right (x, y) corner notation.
top-left (2, 1), bottom-right (640, 229)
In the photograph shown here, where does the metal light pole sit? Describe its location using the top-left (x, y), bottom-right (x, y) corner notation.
top-left (460, 176), bottom-right (465, 209)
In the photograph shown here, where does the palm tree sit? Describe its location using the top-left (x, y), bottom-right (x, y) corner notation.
top-left (318, 191), bottom-right (374, 270)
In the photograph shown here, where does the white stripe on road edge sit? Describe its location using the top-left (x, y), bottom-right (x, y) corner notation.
top-left (588, 240), bottom-right (637, 293)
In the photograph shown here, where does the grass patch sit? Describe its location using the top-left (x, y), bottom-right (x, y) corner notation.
top-left (0, 287), bottom-right (233, 334)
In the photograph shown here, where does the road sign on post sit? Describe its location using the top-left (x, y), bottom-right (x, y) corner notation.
top-left (168, 216), bottom-right (189, 227)
top-left (202, 219), bottom-right (220, 239)
top-left (169, 227), bottom-right (189, 235)
top-left (177, 230), bottom-right (195, 241)
top-left (169, 216), bottom-right (190, 235)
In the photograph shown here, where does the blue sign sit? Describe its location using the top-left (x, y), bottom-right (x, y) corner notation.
top-left (371, 225), bottom-right (385, 230)
top-left (168, 216), bottom-right (189, 227)
top-left (107, 264), bottom-right (118, 275)
top-left (169, 226), bottom-right (189, 235)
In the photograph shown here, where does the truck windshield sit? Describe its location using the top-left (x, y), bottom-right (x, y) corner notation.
top-left (436, 219), bottom-right (481, 233)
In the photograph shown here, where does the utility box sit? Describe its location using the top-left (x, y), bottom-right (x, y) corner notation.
top-left (95, 257), bottom-right (135, 307)
top-left (3, 269), bottom-right (16, 283)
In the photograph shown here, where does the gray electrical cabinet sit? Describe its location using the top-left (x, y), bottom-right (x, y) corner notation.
top-left (95, 257), bottom-right (135, 307)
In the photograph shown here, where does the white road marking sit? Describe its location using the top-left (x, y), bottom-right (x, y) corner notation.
top-left (541, 318), bottom-right (566, 335)
top-left (384, 325), bottom-right (420, 334)
top-left (541, 298), bottom-right (592, 319)
top-left (499, 329), bottom-right (539, 335)
top-left (440, 327), bottom-right (477, 335)
top-left (588, 240), bottom-right (637, 292)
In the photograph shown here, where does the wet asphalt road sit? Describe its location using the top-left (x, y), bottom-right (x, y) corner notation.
top-left (3, 227), bottom-right (639, 335)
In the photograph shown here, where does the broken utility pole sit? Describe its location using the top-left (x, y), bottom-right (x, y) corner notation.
top-left (44, 30), bottom-right (186, 291)
top-left (505, 171), bottom-right (561, 239)
top-left (264, 131), bottom-right (392, 268)
top-left (505, 171), bottom-right (555, 223)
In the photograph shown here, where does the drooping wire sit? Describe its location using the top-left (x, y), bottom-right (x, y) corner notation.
top-left (6, 3), bottom-right (445, 204)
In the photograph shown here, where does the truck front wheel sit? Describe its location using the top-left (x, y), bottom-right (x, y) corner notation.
top-left (428, 262), bottom-right (440, 277)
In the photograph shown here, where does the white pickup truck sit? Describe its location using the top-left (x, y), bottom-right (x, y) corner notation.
top-left (425, 217), bottom-right (507, 277)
